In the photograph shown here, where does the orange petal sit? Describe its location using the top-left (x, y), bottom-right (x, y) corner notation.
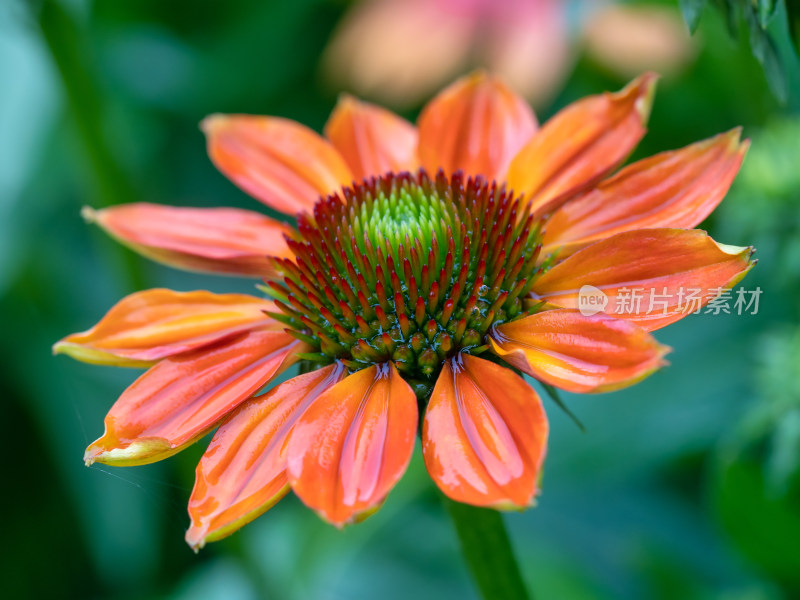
top-left (542, 129), bottom-right (748, 256)
top-left (422, 355), bottom-right (548, 508)
top-left (203, 114), bottom-right (353, 215)
top-left (324, 95), bottom-right (419, 181)
top-left (507, 73), bottom-right (658, 214)
top-left (84, 203), bottom-right (294, 277)
top-left (186, 363), bottom-right (347, 550)
top-left (489, 309), bottom-right (670, 393)
top-left (532, 228), bottom-right (755, 331)
top-left (286, 363), bottom-right (417, 526)
top-left (418, 71), bottom-right (537, 181)
top-left (53, 289), bottom-right (279, 367)
top-left (84, 328), bottom-right (303, 466)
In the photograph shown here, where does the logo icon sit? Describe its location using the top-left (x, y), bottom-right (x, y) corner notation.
top-left (578, 285), bottom-right (608, 316)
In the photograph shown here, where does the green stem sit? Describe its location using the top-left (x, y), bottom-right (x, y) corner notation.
top-left (443, 496), bottom-right (531, 600)
top-left (36, 0), bottom-right (146, 290)
top-left (37, 0), bottom-right (134, 209)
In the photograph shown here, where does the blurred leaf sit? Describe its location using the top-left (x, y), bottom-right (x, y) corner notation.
top-left (766, 408), bottom-right (800, 494)
top-left (711, 322), bottom-right (800, 591)
top-left (737, 117), bottom-right (800, 196)
top-left (788, 0), bottom-right (800, 54)
top-left (711, 0), bottom-right (741, 37)
top-left (171, 559), bottom-right (259, 600)
top-left (759, 0), bottom-right (779, 27)
top-left (713, 453), bottom-right (800, 587)
top-left (731, 327), bottom-right (800, 494)
top-left (680, 0), bottom-right (708, 33)
top-left (37, 0), bottom-right (136, 208)
top-left (745, 2), bottom-right (789, 102)
top-left (698, 0), bottom-right (800, 102)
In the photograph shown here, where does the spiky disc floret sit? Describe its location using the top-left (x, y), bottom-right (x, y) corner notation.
top-left (266, 170), bottom-right (545, 381)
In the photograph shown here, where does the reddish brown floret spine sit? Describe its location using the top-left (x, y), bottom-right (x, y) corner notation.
top-left (267, 170), bottom-right (545, 378)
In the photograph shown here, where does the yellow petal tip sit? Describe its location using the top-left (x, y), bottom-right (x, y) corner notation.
top-left (465, 68), bottom-right (489, 82)
top-left (335, 92), bottom-right (359, 108)
top-left (52, 339), bottom-right (153, 368)
top-left (713, 241), bottom-right (754, 259)
top-left (718, 126), bottom-right (748, 154)
top-left (490, 497), bottom-right (536, 511)
top-left (728, 125), bottom-right (744, 139)
top-left (738, 136), bottom-right (752, 156)
top-left (84, 437), bottom-right (175, 467)
top-left (633, 72), bottom-right (659, 123)
top-left (53, 339), bottom-right (90, 361)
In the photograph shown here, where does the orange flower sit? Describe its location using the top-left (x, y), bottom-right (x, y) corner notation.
top-left (55, 72), bottom-right (754, 550)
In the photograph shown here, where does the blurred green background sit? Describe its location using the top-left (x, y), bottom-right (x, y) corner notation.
top-left (3, 0), bottom-right (800, 598)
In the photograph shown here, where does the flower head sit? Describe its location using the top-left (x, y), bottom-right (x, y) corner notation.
top-left (271, 171), bottom-right (543, 382)
top-left (55, 72), bottom-right (754, 550)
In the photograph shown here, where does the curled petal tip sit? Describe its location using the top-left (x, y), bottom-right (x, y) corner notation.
top-left (320, 501), bottom-right (380, 528)
top-left (80, 205), bottom-right (97, 223)
top-left (84, 436), bottom-right (174, 467)
top-left (324, 513), bottom-right (349, 530)
top-left (83, 444), bottom-right (100, 466)
top-left (199, 113), bottom-right (226, 135)
top-left (651, 345), bottom-right (672, 372)
top-left (185, 528), bottom-right (207, 553)
top-left (52, 339), bottom-right (81, 359)
top-left (721, 126), bottom-right (748, 154)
